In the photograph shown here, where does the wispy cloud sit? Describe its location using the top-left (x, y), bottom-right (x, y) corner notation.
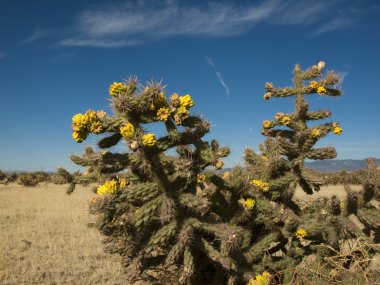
top-left (21, 28), bottom-right (51, 45)
top-left (205, 56), bottom-right (230, 98)
top-left (60, 0), bottom-right (351, 48)
top-left (60, 38), bottom-right (141, 48)
top-left (312, 17), bottom-right (353, 36)
top-left (0, 51), bottom-right (7, 59)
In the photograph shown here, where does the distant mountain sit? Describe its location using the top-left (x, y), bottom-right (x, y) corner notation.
top-left (305, 159), bottom-right (380, 172)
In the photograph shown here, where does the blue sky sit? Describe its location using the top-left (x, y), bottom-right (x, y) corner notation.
top-left (1, 0), bottom-right (379, 171)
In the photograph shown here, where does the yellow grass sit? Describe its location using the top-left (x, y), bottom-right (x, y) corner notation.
top-left (0, 183), bottom-right (126, 285)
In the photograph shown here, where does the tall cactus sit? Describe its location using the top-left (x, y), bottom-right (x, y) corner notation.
top-left (69, 78), bottom-right (282, 284)
top-left (260, 61), bottom-right (342, 194)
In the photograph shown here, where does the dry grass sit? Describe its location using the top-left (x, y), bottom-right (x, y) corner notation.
top-left (0, 183), bottom-right (372, 285)
top-left (0, 183), bottom-right (126, 285)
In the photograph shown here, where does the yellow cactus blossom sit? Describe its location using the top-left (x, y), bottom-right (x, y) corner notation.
top-left (84, 110), bottom-right (98, 124)
top-left (72, 113), bottom-right (88, 132)
top-left (317, 86), bottom-right (327, 95)
top-left (154, 92), bottom-right (167, 107)
top-left (90, 121), bottom-right (103, 134)
top-left (262, 120), bottom-right (273, 129)
top-left (333, 126), bottom-right (343, 135)
top-left (248, 271), bottom-right (271, 285)
top-left (274, 112), bottom-right (284, 120)
top-left (296, 228), bottom-right (308, 239)
top-left (261, 155), bottom-right (269, 162)
top-left (223, 171), bottom-right (230, 180)
top-left (109, 82), bottom-right (127, 96)
top-left (215, 160), bottom-right (224, 170)
top-left (142, 133), bottom-right (157, 147)
top-left (263, 92), bottom-right (271, 100)
top-left (72, 131), bottom-right (87, 143)
top-left (311, 128), bottom-right (322, 139)
top-left (149, 103), bottom-right (156, 110)
top-left (244, 198), bottom-right (256, 210)
top-left (179, 94), bottom-right (194, 108)
top-left (264, 82), bottom-right (273, 90)
top-left (157, 107), bottom-right (171, 121)
top-left (174, 106), bottom-right (190, 125)
top-left (309, 80), bottom-right (319, 89)
top-left (97, 180), bottom-right (119, 195)
top-left (197, 174), bottom-right (206, 184)
top-left (117, 176), bottom-right (129, 189)
top-left (170, 93), bottom-right (180, 103)
top-left (120, 122), bottom-right (135, 139)
top-left (96, 110), bottom-right (107, 119)
top-left (281, 116), bottom-right (291, 126)
top-left (317, 61), bottom-right (326, 69)
top-left (251, 179), bottom-right (270, 192)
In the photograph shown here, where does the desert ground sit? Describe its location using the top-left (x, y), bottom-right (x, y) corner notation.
top-left (0, 183), bottom-right (363, 285)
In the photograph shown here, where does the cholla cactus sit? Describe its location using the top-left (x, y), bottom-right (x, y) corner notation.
top-left (260, 61), bottom-right (342, 194)
top-left (69, 78), bottom-right (283, 284)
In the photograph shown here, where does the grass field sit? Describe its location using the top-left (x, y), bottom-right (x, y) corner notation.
top-left (0, 183), bottom-right (365, 285)
top-left (0, 183), bottom-right (126, 285)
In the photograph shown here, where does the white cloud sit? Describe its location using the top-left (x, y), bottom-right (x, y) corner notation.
top-left (60, 38), bottom-right (142, 48)
top-left (312, 17), bottom-right (353, 36)
top-left (215, 71), bottom-right (230, 96)
top-left (205, 56), bottom-right (230, 98)
top-left (21, 28), bottom-right (51, 45)
top-left (59, 0), bottom-right (358, 48)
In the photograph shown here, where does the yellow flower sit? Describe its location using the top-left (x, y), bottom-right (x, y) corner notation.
top-left (197, 174), bottom-right (206, 184)
top-left (274, 113), bottom-right (284, 120)
top-left (248, 272), bottom-right (271, 285)
top-left (263, 120), bottom-right (273, 129)
top-left (261, 155), bottom-right (269, 162)
top-left (311, 128), bottom-right (321, 139)
top-left (223, 171), bottom-right (230, 180)
top-left (251, 179), bottom-right (270, 192)
top-left (149, 103), bottom-right (156, 110)
top-left (309, 81), bottom-right (319, 89)
top-left (97, 180), bottom-right (119, 195)
top-left (157, 107), bottom-right (171, 121)
top-left (154, 92), bottom-right (167, 107)
top-left (281, 116), bottom-right (291, 126)
top-left (84, 110), bottom-right (98, 124)
top-left (333, 126), bottom-right (342, 135)
top-left (117, 176), bottom-right (129, 189)
top-left (72, 131), bottom-right (87, 143)
top-left (174, 107), bottom-right (190, 125)
top-left (90, 121), bottom-right (103, 134)
top-left (96, 110), bottom-right (107, 120)
top-left (317, 86), bottom-right (327, 95)
top-left (317, 61), bottom-right (326, 69)
top-left (244, 198), bottom-right (256, 210)
top-left (264, 82), bottom-right (273, 90)
top-left (179, 94), bottom-right (194, 109)
top-left (142, 133), bottom-right (157, 147)
top-left (170, 93), bottom-right (180, 105)
top-left (263, 92), bottom-right (271, 100)
top-left (296, 228), bottom-right (307, 239)
top-left (109, 82), bottom-right (127, 96)
top-left (120, 123), bottom-right (135, 139)
top-left (215, 160), bottom-right (224, 170)
top-left (72, 113), bottom-right (88, 132)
